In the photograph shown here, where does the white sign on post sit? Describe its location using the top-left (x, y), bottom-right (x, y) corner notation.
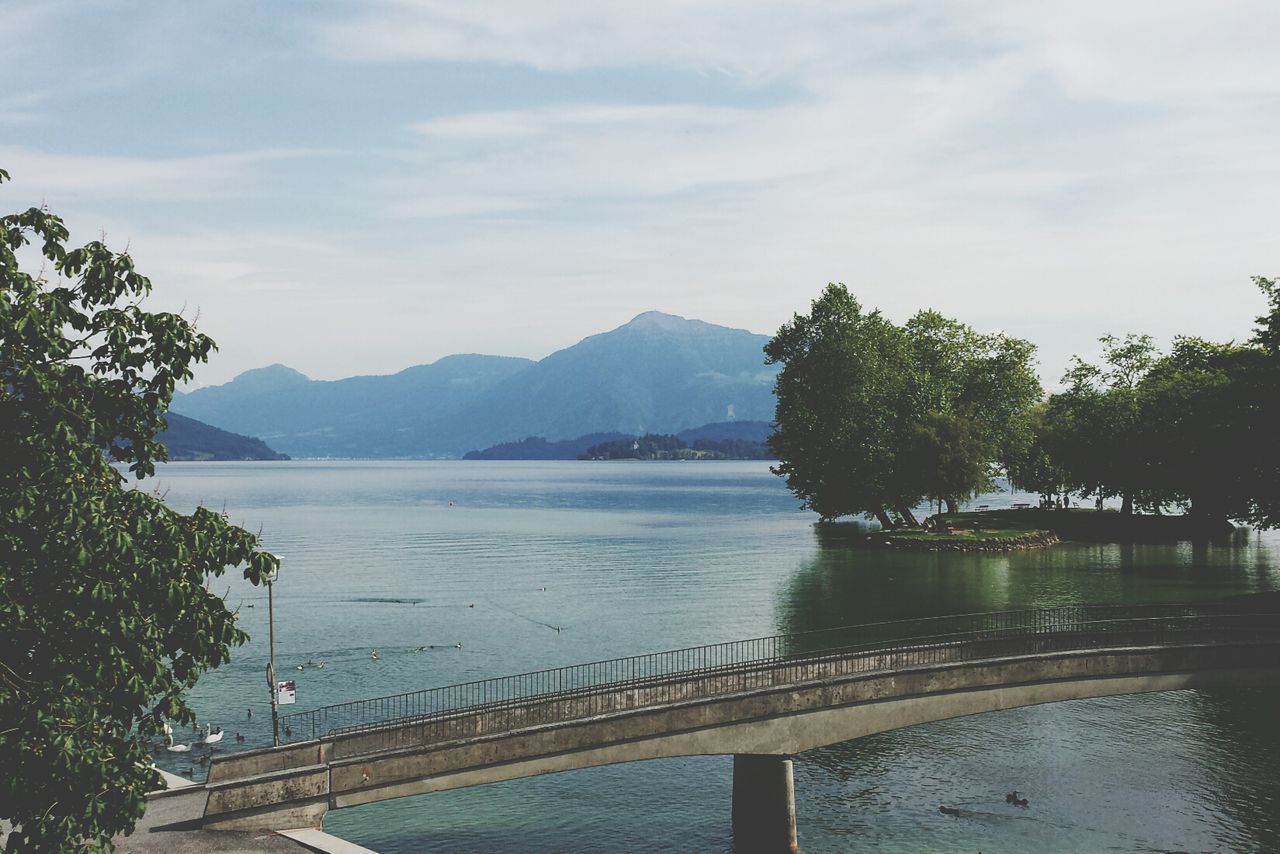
top-left (276, 679), bottom-right (296, 706)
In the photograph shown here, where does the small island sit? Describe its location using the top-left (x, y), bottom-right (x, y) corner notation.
top-left (767, 281), bottom-right (1280, 546)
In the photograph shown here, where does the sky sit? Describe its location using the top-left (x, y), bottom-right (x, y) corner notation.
top-left (2, 0), bottom-right (1278, 387)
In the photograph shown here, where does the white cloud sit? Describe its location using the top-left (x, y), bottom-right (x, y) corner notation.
top-left (987, 0), bottom-right (1280, 104)
top-left (0, 147), bottom-right (317, 203)
top-left (317, 0), bottom-right (1280, 108)
top-left (4, 1), bottom-right (1278, 387)
top-left (313, 0), bottom-right (911, 78)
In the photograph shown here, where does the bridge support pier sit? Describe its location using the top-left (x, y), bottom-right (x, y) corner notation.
top-left (732, 754), bottom-right (799, 854)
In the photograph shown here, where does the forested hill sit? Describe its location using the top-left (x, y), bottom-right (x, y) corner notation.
top-left (158, 412), bottom-right (290, 461)
top-left (464, 421), bottom-right (773, 460)
top-left (463, 432), bottom-right (628, 460)
top-left (579, 432), bottom-right (774, 461)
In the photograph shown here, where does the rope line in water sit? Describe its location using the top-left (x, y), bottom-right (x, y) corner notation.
top-left (483, 596), bottom-right (565, 632)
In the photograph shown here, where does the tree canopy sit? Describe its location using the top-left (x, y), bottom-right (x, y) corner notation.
top-left (0, 168), bottom-right (277, 851)
top-left (1015, 276), bottom-right (1280, 528)
top-left (1037, 334), bottom-right (1159, 514)
top-left (766, 285), bottom-right (911, 526)
top-left (766, 284), bottom-right (1041, 526)
top-left (768, 278), bottom-right (1277, 532)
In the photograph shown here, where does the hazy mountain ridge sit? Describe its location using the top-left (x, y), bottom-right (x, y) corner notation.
top-left (174, 354), bottom-right (535, 456)
top-left (424, 312), bottom-right (777, 452)
top-left (172, 312), bottom-right (779, 458)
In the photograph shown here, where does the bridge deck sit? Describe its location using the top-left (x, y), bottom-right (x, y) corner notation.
top-left (278, 604), bottom-right (1278, 752)
top-left (203, 603), bottom-right (1280, 831)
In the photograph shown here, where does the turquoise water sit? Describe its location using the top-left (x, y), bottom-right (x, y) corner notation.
top-left (149, 461), bottom-right (1280, 852)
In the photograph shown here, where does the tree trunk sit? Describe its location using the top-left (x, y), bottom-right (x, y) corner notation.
top-left (1120, 493), bottom-right (1133, 516)
top-left (895, 505), bottom-right (920, 527)
top-left (1188, 496), bottom-right (1230, 537)
top-left (944, 497), bottom-right (958, 515)
top-left (873, 507), bottom-right (895, 530)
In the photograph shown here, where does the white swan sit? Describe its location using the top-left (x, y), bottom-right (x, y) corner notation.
top-left (203, 724), bottom-right (224, 745)
top-left (166, 742), bottom-right (192, 753)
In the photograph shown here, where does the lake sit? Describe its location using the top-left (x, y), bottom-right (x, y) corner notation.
top-left (149, 461), bottom-right (1280, 852)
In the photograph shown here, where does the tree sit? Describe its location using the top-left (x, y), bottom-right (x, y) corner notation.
top-left (901, 310), bottom-right (1041, 512)
top-left (1251, 275), bottom-right (1280, 354)
top-left (1005, 401), bottom-right (1069, 500)
top-left (0, 169), bottom-right (277, 851)
top-left (901, 410), bottom-right (990, 519)
top-left (1243, 276), bottom-right (1280, 527)
top-left (1137, 336), bottom-right (1267, 527)
top-left (766, 284), bottom-right (914, 527)
top-left (767, 285), bottom-right (1043, 527)
top-left (1043, 334), bottom-right (1159, 514)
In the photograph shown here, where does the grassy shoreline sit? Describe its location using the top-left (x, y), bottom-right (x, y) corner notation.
top-left (869, 526), bottom-right (1058, 551)
top-left (865, 507), bottom-right (1237, 551)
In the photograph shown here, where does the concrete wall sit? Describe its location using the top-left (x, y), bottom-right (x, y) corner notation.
top-left (204, 641), bottom-right (1280, 830)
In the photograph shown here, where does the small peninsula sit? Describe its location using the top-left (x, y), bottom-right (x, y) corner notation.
top-left (158, 412), bottom-right (290, 461)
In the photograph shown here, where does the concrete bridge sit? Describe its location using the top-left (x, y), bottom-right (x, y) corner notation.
top-left (202, 603), bottom-right (1280, 852)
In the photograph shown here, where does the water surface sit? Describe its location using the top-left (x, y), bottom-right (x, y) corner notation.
top-left (148, 461), bottom-right (1280, 852)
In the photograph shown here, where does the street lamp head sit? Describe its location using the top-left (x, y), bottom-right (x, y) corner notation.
top-left (264, 554), bottom-right (282, 584)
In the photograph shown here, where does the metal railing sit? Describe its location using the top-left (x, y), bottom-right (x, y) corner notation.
top-left (279, 602), bottom-right (1280, 749)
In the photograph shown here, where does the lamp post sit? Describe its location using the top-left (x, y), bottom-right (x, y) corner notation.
top-left (265, 557), bottom-right (281, 747)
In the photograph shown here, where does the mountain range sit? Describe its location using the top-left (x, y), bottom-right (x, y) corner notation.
top-left (171, 311), bottom-right (779, 458)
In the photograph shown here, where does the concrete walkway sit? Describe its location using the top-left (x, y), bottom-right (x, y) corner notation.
top-left (112, 773), bottom-right (375, 854)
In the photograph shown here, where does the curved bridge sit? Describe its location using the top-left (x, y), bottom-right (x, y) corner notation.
top-left (203, 603), bottom-right (1280, 850)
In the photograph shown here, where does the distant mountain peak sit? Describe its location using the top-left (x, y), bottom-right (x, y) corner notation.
top-left (232, 363), bottom-right (311, 385)
top-left (625, 310), bottom-right (691, 331)
top-left (619, 310), bottom-right (751, 337)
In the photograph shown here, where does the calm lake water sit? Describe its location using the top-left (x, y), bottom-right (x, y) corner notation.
top-left (149, 461), bottom-right (1280, 852)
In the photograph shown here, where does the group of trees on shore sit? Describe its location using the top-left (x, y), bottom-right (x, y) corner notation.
top-left (1007, 277), bottom-right (1279, 528)
top-left (767, 279), bottom-right (1280, 530)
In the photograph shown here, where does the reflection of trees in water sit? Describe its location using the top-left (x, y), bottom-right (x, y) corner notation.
top-left (779, 526), bottom-right (1280, 641)
top-left (771, 527), bottom-right (1280, 850)
top-left (1176, 687), bottom-right (1280, 852)
top-left (777, 525), bottom-right (1023, 639)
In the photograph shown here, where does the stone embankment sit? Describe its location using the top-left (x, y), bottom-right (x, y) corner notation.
top-left (872, 531), bottom-right (1059, 552)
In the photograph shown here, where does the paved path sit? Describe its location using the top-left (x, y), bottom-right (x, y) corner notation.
top-left (113, 788), bottom-right (301, 853)
top-left (112, 773), bottom-right (375, 853)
